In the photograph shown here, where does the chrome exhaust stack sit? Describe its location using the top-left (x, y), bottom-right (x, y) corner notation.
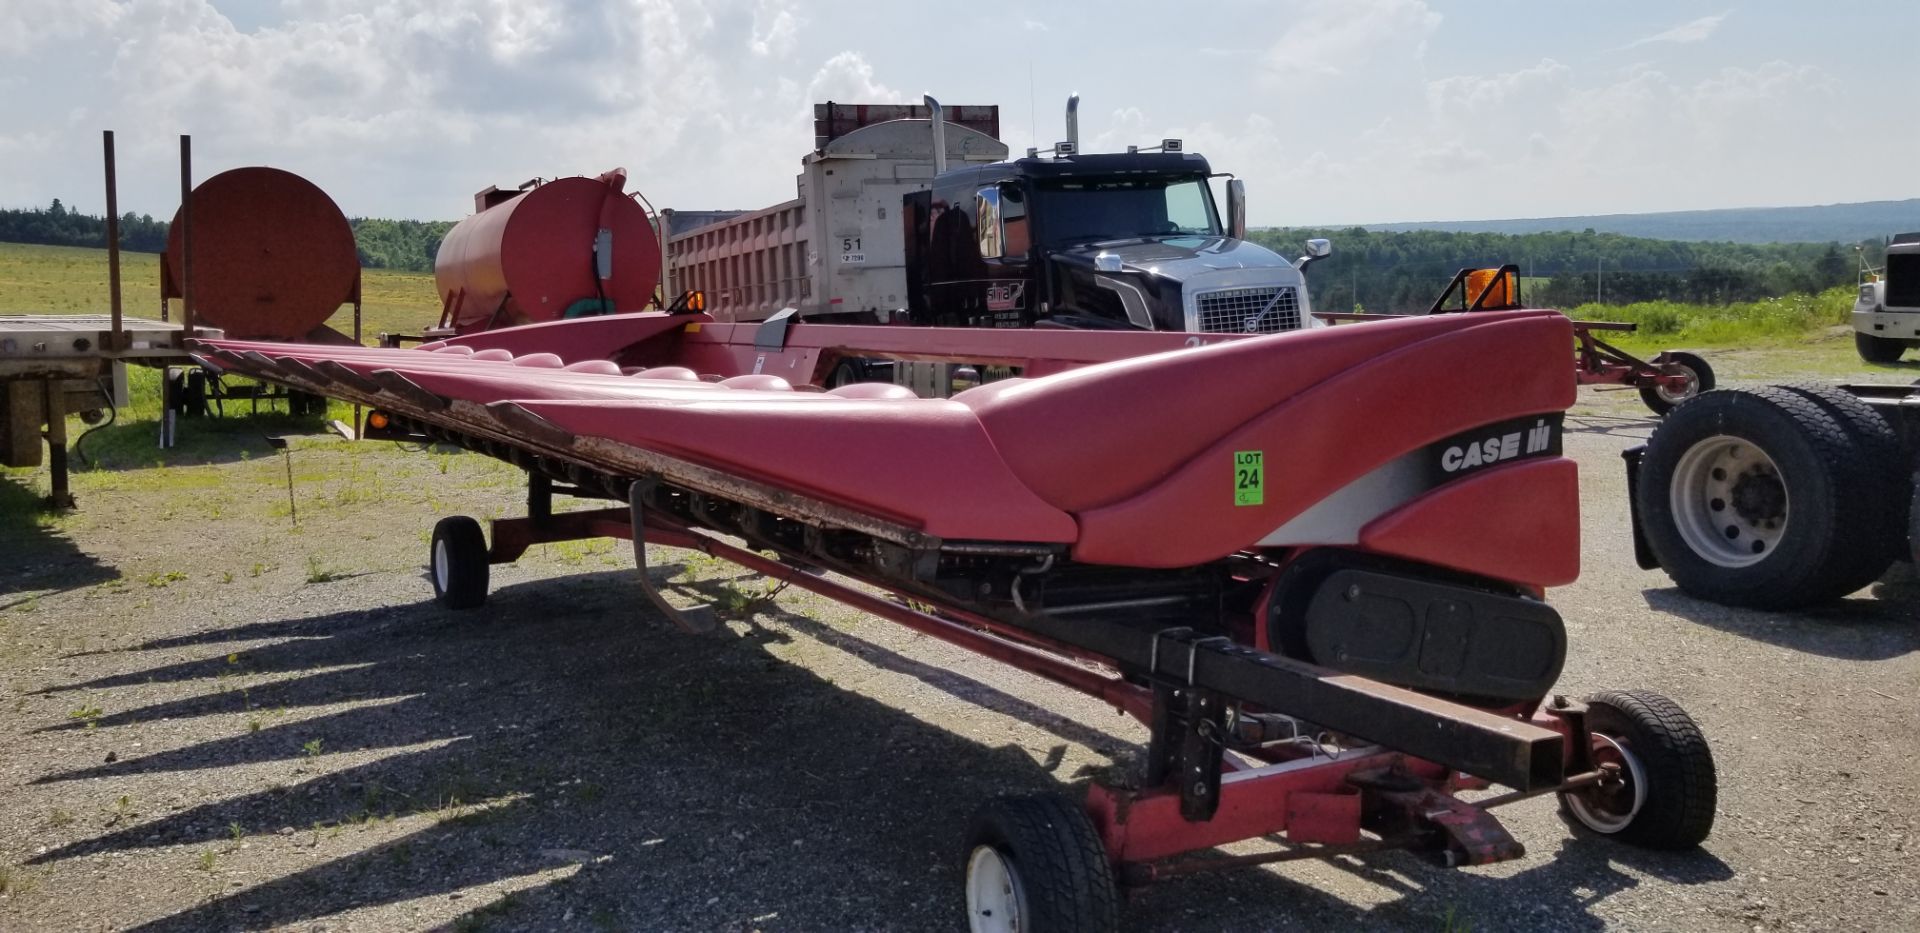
top-left (1063, 92), bottom-right (1080, 155)
top-left (923, 94), bottom-right (948, 176)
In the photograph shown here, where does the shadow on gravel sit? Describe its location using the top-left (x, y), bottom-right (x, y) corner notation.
top-left (0, 474), bottom-right (116, 600)
top-left (1642, 586), bottom-right (1919, 660)
top-left (24, 564), bottom-right (1704, 931)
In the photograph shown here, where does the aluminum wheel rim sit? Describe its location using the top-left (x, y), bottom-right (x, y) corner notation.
top-left (1669, 435), bottom-right (1788, 568)
top-left (433, 539), bottom-right (450, 592)
top-left (1566, 733), bottom-right (1648, 834)
top-left (1656, 362), bottom-right (1701, 405)
top-left (965, 845), bottom-right (1025, 933)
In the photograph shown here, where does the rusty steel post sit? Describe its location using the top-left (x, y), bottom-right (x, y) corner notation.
top-left (179, 134), bottom-right (194, 336)
top-left (103, 130), bottom-right (123, 349)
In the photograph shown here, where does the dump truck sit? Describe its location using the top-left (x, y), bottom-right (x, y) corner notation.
top-left (1851, 232), bottom-right (1920, 363)
top-left (664, 96), bottom-right (1331, 346)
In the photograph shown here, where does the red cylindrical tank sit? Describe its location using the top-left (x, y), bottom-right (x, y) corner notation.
top-left (434, 169), bottom-right (662, 333)
top-left (163, 167), bottom-right (360, 341)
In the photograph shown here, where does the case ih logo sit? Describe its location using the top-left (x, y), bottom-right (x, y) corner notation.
top-left (1433, 416), bottom-right (1561, 478)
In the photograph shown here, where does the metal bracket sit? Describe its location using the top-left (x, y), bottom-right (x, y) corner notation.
top-left (754, 307), bottom-right (799, 351)
top-left (628, 481), bottom-right (718, 634)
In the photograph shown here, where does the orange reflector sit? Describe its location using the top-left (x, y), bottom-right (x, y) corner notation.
top-left (367, 411), bottom-right (390, 430)
top-left (1465, 268), bottom-right (1516, 309)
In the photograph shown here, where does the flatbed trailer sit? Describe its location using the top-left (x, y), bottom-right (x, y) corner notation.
top-left (195, 309), bottom-right (1718, 930)
top-left (0, 314), bottom-right (206, 508)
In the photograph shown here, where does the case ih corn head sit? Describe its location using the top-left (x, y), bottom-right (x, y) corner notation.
top-left (192, 309), bottom-right (1716, 930)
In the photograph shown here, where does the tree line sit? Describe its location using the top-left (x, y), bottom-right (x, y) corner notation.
top-left (1249, 227), bottom-right (1885, 313)
top-left (0, 199), bottom-right (1892, 305)
top-left (0, 201), bottom-right (452, 272)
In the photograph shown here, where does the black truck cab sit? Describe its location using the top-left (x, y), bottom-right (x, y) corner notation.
top-left (903, 152), bottom-right (1319, 334)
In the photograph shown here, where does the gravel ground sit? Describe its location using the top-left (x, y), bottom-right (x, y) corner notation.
top-left (0, 374), bottom-right (1916, 932)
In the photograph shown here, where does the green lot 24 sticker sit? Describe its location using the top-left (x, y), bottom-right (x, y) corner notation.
top-left (1233, 450), bottom-right (1264, 506)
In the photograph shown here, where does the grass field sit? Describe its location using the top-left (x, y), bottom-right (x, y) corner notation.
top-left (0, 242), bottom-right (441, 339)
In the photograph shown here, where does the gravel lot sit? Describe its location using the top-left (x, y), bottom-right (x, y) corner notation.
top-left (1, 371), bottom-right (1915, 932)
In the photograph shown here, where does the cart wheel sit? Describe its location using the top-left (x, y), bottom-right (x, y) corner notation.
top-left (430, 516), bottom-right (489, 610)
top-left (962, 795), bottom-right (1117, 933)
top-left (1639, 351), bottom-right (1714, 415)
top-left (1637, 386), bottom-right (1895, 608)
top-left (1855, 331), bottom-right (1907, 364)
top-left (1561, 689), bottom-right (1715, 849)
top-left (826, 360), bottom-right (863, 388)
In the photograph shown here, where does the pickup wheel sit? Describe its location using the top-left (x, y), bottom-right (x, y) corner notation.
top-left (962, 795), bottom-right (1117, 933)
top-left (1561, 689), bottom-right (1716, 850)
top-left (430, 516), bottom-right (490, 610)
top-left (1637, 387), bottom-right (1895, 608)
top-left (1856, 331), bottom-right (1907, 363)
top-left (1639, 351), bottom-right (1714, 415)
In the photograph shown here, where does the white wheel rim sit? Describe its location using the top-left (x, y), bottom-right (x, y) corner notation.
top-left (1669, 435), bottom-right (1787, 568)
top-left (965, 845), bottom-right (1024, 933)
top-left (1656, 363), bottom-right (1700, 404)
top-left (1566, 733), bottom-right (1648, 834)
top-left (433, 539), bottom-right (450, 592)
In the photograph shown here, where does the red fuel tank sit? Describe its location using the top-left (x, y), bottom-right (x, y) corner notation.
top-left (434, 169), bottom-right (662, 333)
top-left (163, 166), bottom-right (359, 341)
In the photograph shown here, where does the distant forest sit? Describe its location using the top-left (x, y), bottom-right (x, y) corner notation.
top-left (1249, 227), bottom-right (1884, 313)
top-left (0, 200), bottom-right (452, 272)
top-left (0, 199), bottom-right (1891, 312)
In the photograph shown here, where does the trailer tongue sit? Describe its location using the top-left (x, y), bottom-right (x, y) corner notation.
top-left (193, 309), bottom-right (1716, 930)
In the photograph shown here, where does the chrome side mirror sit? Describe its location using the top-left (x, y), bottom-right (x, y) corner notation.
top-left (1225, 179), bottom-right (1247, 240)
top-left (1295, 237), bottom-right (1331, 271)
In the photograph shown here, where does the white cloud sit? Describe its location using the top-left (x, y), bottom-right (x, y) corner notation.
top-left (1264, 0), bottom-right (1440, 81)
top-left (1622, 11), bottom-right (1731, 49)
top-left (750, 0), bottom-right (799, 57)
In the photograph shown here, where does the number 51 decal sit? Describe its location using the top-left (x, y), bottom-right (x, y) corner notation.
top-left (1233, 451), bottom-right (1264, 506)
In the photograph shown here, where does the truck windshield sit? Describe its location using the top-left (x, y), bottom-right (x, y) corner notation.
top-left (1035, 177), bottom-right (1221, 244)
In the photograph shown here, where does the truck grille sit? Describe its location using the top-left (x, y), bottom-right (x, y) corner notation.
top-left (1194, 286), bottom-right (1301, 333)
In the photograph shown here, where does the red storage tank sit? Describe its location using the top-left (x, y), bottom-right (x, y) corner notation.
top-left (162, 167), bottom-right (360, 341)
top-left (434, 168), bottom-right (662, 333)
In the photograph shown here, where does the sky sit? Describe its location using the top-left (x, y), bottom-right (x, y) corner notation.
top-left (2, 0), bottom-right (1915, 227)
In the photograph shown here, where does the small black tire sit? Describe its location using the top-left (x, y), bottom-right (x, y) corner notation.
top-left (962, 795), bottom-right (1117, 933)
top-left (430, 516), bottom-right (490, 610)
top-left (1639, 351), bottom-right (1715, 415)
top-left (1638, 386), bottom-right (1895, 608)
top-left (825, 360), bottom-right (863, 388)
top-left (1855, 331), bottom-right (1907, 364)
top-left (1560, 689), bottom-right (1716, 850)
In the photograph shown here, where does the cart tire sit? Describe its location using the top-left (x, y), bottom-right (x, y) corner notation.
top-left (962, 795), bottom-right (1117, 933)
top-left (1560, 689), bottom-right (1716, 850)
top-left (1855, 331), bottom-right (1907, 364)
top-left (430, 516), bottom-right (489, 610)
top-left (1775, 382), bottom-right (1910, 567)
top-left (1637, 386), bottom-right (1893, 608)
top-left (1638, 351), bottom-right (1714, 415)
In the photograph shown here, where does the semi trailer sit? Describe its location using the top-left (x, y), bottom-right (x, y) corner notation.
top-left (665, 96), bottom-right (1331, 340)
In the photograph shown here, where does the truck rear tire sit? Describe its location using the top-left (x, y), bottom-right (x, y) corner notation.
top-left (1775, 382), bottom-right (1910, 567)
top-left (1637, 387), bottom-right (1895, 608)
top-left (1855, 331), bottom-right (1907, 363)
top-left (1639, 351), bottom-right (1714, 415)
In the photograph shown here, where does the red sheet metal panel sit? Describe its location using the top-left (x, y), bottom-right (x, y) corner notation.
top-left (1360, 457), bottom-right (1581, 588)
top-left (162, 167), bottom-right (358, 340)
top-left (1068, 313), bottom-right (1577, 568)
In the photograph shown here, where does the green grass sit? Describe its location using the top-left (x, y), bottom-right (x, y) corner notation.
top-left (0, 241), bottom-right (442, 340)
top-left (1560, 285), bottom-right (1857, 352)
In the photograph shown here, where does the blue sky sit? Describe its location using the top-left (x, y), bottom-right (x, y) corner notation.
top-left (3, 1), bottom-right (1914, 226)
